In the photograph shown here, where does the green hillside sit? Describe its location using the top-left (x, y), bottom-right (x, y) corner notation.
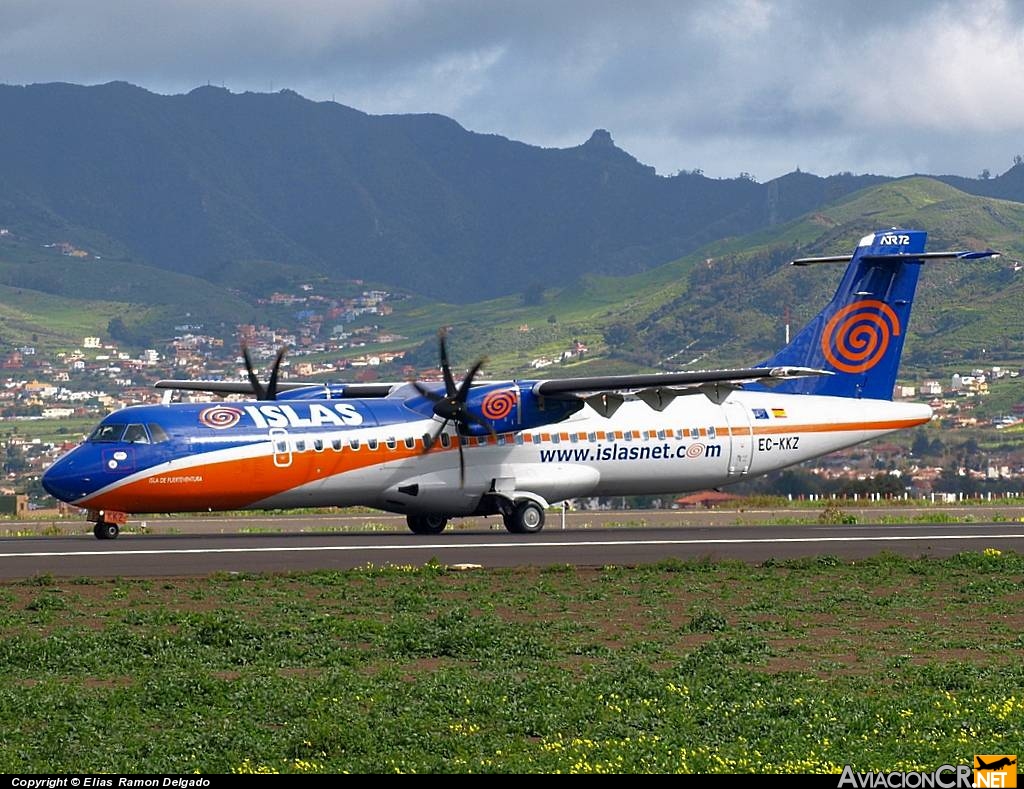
top-left (408, 178), bottom-right (1024, 378)
top-left (0, 234), bottom-right (258, 351)
top-left (1, 175), bottom-right (1022, 381)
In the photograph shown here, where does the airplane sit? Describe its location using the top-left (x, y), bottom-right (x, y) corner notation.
top-left (42, 228), bottom-right (998, 539)
top-left (976, 757), bottom-right (1016, 771)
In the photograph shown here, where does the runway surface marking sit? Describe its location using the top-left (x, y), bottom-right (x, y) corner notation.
top-left (1, 532), bottom-right (1020, 559)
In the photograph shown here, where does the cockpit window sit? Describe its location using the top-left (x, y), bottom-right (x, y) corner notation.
top-left (89, 422), bottom-right (169, 444)
top-left (89, 423), bottom-right (127, 442)
top-left (123, 424), bottom-right (150, 444)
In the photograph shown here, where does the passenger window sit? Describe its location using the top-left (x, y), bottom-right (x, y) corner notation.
top-left (349, 438), bottom-right (361, 450)
top-left (295, 439), bottom-right (307, 452)
top-left (386, 437), bottom-right (397, 450)
top-left (367, 439), bottom-right (378, 451)
top-left (313, 438), bottom-right (324, 452)
top-left (332, 438), bottom-right (343, 451)
top-left (404, 437), bottom-right (416, 450)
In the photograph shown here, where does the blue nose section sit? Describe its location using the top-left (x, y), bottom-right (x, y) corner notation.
top-left (42, 450), bottom-right (99, 504)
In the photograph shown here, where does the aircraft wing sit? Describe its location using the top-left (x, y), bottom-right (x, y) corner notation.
top-left (153, 379), bottom-right (398, 398)
top-left (532, 366), bottom-right (829, 413)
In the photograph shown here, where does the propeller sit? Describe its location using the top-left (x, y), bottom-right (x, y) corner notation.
top-left (413, 328), bottom-right (495, 484)
top-left (242, 343), bottom-right (288, 401)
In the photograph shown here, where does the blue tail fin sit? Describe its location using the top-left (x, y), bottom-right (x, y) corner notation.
top-left (760, 229), bottom-right (995, 400)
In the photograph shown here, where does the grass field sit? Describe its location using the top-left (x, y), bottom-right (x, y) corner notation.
top-left (0, 552), bottom-right (1021, 773)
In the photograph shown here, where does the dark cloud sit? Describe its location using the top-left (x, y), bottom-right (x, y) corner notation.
top-left (2, 0), bottom-right (1023, 179)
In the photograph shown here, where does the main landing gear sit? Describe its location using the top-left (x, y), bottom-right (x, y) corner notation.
top-left (90, 509), bottom-right (126, 540)
top-left (502, 500), bottom-right (545, 534)
top-left (406, 513), bottom-right (449, 535)
top-left (404, 499), bottom-right (547, 536)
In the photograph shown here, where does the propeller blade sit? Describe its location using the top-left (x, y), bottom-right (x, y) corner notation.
top-left (457, 435), bottom-right (465, 486)
top-left (455, 357), bottom-right (488, 401)
top-left (421, 419), bottom-right (449, 452)
top-left (265, 346), bottom-right (288, 401)
top-left (241, 344), bottom-right (266, 401)
top-left (413, 381), bottom-right (444, 403)
top-left (438, 329), bottom-right (457, 397)
top-left (465, 411), bottom-right (498, 441)
top-left (414, 327), bottom-right (496, 488)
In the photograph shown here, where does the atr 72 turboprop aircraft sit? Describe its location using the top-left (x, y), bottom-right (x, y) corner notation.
top-left (43, 229), bottom-right (998, 539)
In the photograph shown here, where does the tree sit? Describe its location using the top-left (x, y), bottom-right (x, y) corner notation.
top-left (1, 443), bottom-right (28, 474)
top-left (767, 469), bottom-right (825, 497)
top-left (107, 317), bottom-right (127, 341)
top-left (839, 474), bottom-right (905, 498)
top-left (603, 322), bottom-right (637, 349)
top-left (521, 282), bottom-right (545, 306)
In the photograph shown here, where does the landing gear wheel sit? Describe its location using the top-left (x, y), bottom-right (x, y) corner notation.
top-left (406, 513), bottom-right (449, 535)
top-left (93, 521), bottom-right (119, 540)
top-left (504, 500), bottom-right (545, 534)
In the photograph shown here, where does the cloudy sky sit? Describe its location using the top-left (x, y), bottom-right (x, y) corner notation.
top-left (3, 0), bottom-right (1024, 181)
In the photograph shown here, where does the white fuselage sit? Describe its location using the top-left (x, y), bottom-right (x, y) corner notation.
top-left (251, 391), bottom-right (931, 515)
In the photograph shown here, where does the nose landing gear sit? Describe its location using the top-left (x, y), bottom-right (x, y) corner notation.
top-left (89, 509), bottom-right (127, 540)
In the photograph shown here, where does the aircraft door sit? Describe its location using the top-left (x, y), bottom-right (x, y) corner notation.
top-left (722, 401), bottom-right (753, 476)
top-left (269, 427), bottom-right (293, 468)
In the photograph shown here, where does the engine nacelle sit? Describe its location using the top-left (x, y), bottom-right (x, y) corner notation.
top-left (461, 382), bottom-right (583, 435)
top-left (276, 384), bottom-right (345, 400)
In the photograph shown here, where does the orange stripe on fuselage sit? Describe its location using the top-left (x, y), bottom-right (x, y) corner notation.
top-left (79, 440), bottom-right (445, 512)
top-left (745, 417), bottom-right (929, 435)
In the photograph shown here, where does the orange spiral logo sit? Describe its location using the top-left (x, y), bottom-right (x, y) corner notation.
top-left (821, 300), bottom-right (900, 374)
top-left (481, 389), bottom-right (517, 421)
top-left (199, 406), bottom-right (243, 430)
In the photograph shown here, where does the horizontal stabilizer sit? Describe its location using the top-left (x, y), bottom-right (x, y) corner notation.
top-left (792, 249), bottom-right (999, 266)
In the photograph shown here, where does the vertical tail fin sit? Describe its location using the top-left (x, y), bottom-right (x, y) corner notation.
top-left (761, 229), bottom-right (997, 399)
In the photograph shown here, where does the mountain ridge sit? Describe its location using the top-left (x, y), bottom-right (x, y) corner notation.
top-left (0, 81), bottom-right (900, 300)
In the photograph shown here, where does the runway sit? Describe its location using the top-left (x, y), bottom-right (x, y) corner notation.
top-left (1, 520), bottom-right (1022, 579)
